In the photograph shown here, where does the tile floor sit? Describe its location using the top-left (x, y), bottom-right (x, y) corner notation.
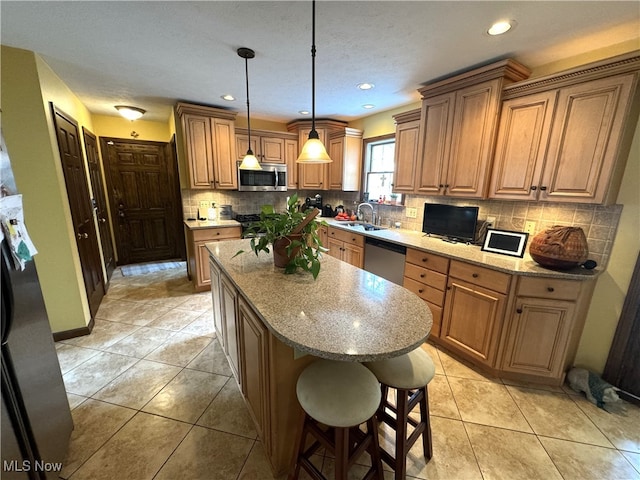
top-left (56, 265), bottom-right (640, 480)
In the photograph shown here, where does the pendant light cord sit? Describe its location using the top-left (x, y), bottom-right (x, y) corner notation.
top-left (311, 0), bottom-right (316, 135)
top-left (244, 55), bottom-right (253, 153)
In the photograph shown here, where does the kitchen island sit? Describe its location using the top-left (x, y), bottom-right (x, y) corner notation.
top-left (206, 239), bottom-right (432, 475)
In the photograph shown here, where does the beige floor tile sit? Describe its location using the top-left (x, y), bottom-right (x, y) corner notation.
top-left (103, 326), bottom-right (176, 358)
top-left (424, 374), bottom-right (460, 420)
top-left (142, 368), bottom-right (228, 423)
top-left (186, 338), bottom-right (233, 376)
top-left (62, 351), bottom-right (138, 397)
top-left (180, 311), bottom-right (216, 337)
top-left (55, 344), bottom-right (100, 374)
top-left (321, 457), bottom-right (394, 480)
top-left (145, 291), bottom-right (192, 309)
top-left (178, 292), bottom-right (213, 312)
top-left (144, 331), bottom-right (212, 366)
top-left (60, 399), bottom-right (136, 479)
top-left (421, 342), bottom-right (444, 375)
top-left (448, 377), bottom-right (532, 432)
top-left (93, 360), bottom-right (181, 409)
top-left (122, 286), bottom-right (167, 302)
top-left (437, 349), bottom-right (502, 383)
top-left (146, 307), bottom-right (203, 331)
top-left (540, 436), bottom-right (640, 480)
top-left (238, 441), bottom-right (284, 479)
top-left (507, 386), bottom-right (614, 447)
top-left (155, 425), bottom-right (253, 480)
top-left (197, 378), bottom-right (258, 439)
top-left (108, 302), bottom-right (173, 326)
top-left (500, 377), bottom-right (566, 393)
top-left (95, 298), bottom-right (145, 323)
top-left (622, 451), bottom-right (640, 474)
top-left (290, 454), bottom-right (326, 480)
top-left (573, 397), bottom-right (640, 453)
top-left (69, 412), bottom-right (190, 480)
top-left (466, 423), bottom-right (562, 480)
top-left (61, 320), bottom-right (140, 350)
top-left (66, 392), bottom-right (87, 410)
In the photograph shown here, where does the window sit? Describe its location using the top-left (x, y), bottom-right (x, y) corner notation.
top-left (363, 136), bottom-right (401, 204)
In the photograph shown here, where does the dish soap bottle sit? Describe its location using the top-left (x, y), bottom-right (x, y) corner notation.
top-left (207, 202), bottom-right (217, 221)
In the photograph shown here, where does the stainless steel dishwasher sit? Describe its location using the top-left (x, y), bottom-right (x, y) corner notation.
top-left (363, 237), bottom-right (407, 285)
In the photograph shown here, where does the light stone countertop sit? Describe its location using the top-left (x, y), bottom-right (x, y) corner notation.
top-left (206, 239), bottom-right (433, 362)
top-left (184, 219), bottom-right (241, 230)
top-left (322, 218), bottom-right (600, 281)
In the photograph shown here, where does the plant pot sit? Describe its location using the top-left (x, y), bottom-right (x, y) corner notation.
top-left (272, 234), bottom-right (303, 268)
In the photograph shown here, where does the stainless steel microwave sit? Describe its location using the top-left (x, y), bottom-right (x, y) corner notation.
top-left (237, 162), bottom-right (287, 192)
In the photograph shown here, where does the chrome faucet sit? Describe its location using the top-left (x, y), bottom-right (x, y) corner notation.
top-left (356, 202), bottom-right (375, 224)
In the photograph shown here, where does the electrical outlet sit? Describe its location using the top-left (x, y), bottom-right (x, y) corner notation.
top-left (198, 200), bottom-right (210, 211)
top-left (524, 221), bottom-right (537, 235)
top-left (406, 207), bottom-right (418, 219)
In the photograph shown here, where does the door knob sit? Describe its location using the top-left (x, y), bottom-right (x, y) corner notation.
top-left (77, 233), bottom-right (88, 240)
top-left (99, 217), bottom-right (107, 223)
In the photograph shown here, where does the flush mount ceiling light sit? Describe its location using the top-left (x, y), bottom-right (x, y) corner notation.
top-left (357, 83), bottom-right (375, 90)
top-left (488, 20), bottom-right (513, 36)
top-left (237, 47), bottom-right (262, 171)
top-left (297, 0), bottom-right (332, 164)
top-left (115, 105), bottom-right (145, 121)
top-left (221, 94), bottom-right (235, 101)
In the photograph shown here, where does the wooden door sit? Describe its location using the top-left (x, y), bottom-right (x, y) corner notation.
top-left (393, 119), bottom-right (421, 193)
top-left (342, 244), bottom-right (364, 268)
top-left (328, 136), bottom-right (344, 190)
top-left (51, 105), bottom-right (104, 318)
top-left (101, 138), bottom-right (183, 265)
top-left (235, 134), bottom-right (259, 162)
top-left (82, 128), bottom-right (115, 280)
top-left (446, 79), bottom-right (501, 198)
top-left (540, 73), bottom-right (635, 203)
top-left (489, 91), bottom-right (557, 200)
top-left (183, 113), bottom-right (214, 188)
top-left (416, 92), bottom-right (454, 194)
top-left (221, 274), bottom-right (241, 384)
top-left (326, 238), bottom-right (343, 261)
top-left (285, 139), bottom-right (299, 189)
top-left (261, 136), bottom-right (286, 163)
top-left (211, 118), bottom-right (237, 189)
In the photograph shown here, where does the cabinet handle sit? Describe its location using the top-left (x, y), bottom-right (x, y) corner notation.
top-left (216, 232), bottom-right (220, 235)
top-left (516, 308), bottom-right (522, 314)
top-left (472, 273), bottom-right (479, 278)
top-left (540, 186), bottom-right (547, 191)
top-left (420, 273), bottom-right (425, 278)
top-left (447, 286), bottom-right (451, 290)
top-left (444, 184), bottom-right (450, 188)
top-left (418, 289), bottom-right (424, 293)
top-left (439, 184), bottom-right (444, 188)
top-left (530, 186), bottom-right (537, 191)
top-left (422, 258), bottom-right (428, 263)
top-left (547, 287), bottom-right (555, 292)
top-left (352, 238), bottom-right (356, 241)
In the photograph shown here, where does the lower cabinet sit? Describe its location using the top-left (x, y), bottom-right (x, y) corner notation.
top-left (220, 274), bottom-right (241, 382)
top-left (209, 258), bottom-right (224, 342)
top-left (326, 227), bottom-right (364, 268)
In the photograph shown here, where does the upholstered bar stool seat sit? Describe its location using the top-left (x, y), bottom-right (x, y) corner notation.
top-left (290, 360), bottom-right (384, 480)
top-left (364, 347), bottom-right (436, 480)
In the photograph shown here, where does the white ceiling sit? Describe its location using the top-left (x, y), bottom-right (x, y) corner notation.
top-left (2, 1), bottom-right (639, 123)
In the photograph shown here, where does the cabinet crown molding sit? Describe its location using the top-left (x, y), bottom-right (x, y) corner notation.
top-left (175, 101), bottom-right (238, 120)
top-left (393, 109), bottom-right (421, 124)
top-left (235, 127), bottom-right (298, 139)
top-left (418, 58), bottom-right (531, 98)
top-left (286, 118), bottom-right (349, 132)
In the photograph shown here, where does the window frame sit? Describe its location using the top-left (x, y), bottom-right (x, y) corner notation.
top-left (361, 134), bottom-right (400, 204)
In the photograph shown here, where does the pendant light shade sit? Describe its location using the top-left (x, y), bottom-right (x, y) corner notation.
top-left (297, 0), bottom-right (332, 164)
top-left (237, 47), bottom-right (262, 171)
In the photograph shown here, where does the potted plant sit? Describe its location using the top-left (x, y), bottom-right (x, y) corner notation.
top-left (389, 193), bottom-right (398, 205)
top-left (235, 194), bottom-right (327, 279)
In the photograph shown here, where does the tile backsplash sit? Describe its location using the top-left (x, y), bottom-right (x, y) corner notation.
top-left (182, 189), bottom-right (622, 268)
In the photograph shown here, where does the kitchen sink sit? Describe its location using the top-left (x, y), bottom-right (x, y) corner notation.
top-left (344, 222), bottom-right (386, 231)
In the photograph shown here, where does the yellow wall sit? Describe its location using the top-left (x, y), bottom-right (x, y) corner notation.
top-left (350, 102), bottom-right (421, 138)
top-left (91, 114), bottom-right (172, 142)
top-left (1, 46), bottom-right (90, 332)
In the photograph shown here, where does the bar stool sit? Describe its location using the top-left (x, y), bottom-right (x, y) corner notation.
top-left (364, 347), bottom-right (435, 480)
top-left (289, 359), bottom-right (384, 480)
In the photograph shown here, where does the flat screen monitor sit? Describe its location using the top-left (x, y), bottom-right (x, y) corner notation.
top-left (422, 203), bottom-right (479, 243)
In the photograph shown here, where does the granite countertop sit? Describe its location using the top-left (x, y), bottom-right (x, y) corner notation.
top-left (184, 219), bottom-right (241, 230)
top-left (206, 239), bottom-right (433, 362)
top-left (321, 218), bottom-right (600, 281)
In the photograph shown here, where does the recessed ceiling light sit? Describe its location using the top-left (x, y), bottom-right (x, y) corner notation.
top-left (221, 94), bottom-right (235, 101)
top-left (362, 104), bottom-right (375, 109)
top-left (357, 83), bottom-right (375, 90)
top-left (298, 110), bottom-right (310, 115)
top-left (488, 20), bottom-right (513, 36)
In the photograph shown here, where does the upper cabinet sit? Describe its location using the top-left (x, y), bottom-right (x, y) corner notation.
top-left (490, 52), bottom-right (640, 204)
top-left (287, 119), bottom-right (363, 191)
top-left (235, 128), bottom-right (298, 165)
top-left (176, 102), bottom-right (238, 190)
top-left (415, 59), bottom-right (531, 199)
top-left (392, 109), bottom-right (421, 193)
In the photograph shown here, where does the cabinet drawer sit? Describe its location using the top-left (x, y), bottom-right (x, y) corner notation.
top-left (404, 263), bottom-right (447, 291)
top-left (517, 277), bottom-right (581, 300)
top-left (403, 277), bottom-right (445, 306)
top-left (328, 227), bottom-right (364, 247)
top-left (192, 226), bottom-right (242, 242)
top-left (405, 248), bottom-right (449, 274)
top-left (449, 260), bottom-right (511, 294)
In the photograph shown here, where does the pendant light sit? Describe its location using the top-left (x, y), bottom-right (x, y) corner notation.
top-left (237, 47), bottom-right (262, 170)
top-left (296, 0), bottom-right (332, 164)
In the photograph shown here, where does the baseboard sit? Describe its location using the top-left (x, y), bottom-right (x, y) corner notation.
top-left (53, 317), bottom-right (95, 342)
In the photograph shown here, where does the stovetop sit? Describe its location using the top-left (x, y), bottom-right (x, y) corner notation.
top-left (235, 214), bottom-right (261, 224)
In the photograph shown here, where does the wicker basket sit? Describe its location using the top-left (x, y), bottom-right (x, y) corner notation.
top-left (529, 226), bottom-right (589, 269)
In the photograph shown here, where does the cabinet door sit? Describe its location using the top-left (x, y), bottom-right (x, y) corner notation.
top-left (211, 118), bottom-right (238, 189)
top-left (298, 127), bottom-right (328, 190)
top-left (328, 136), bottom-right (344, 190)
top-left (446, 79), bottom-right (501, 198)
top-left (209, 259), bottom-right (224, 341)
top-left (441, 278), bottom-right (506, 366)
top-left (540, 73), bottom-right (635, 203)
top-left (220, 275), bottom-right (242, 384)
top-left (342, 244), bottom-right (364, 269)
top-left (318, 226), bottom-right (329, 250)
top-left (238, 297), bottom-right (269, 439)
top-left (501, 297), bottom-right (576, 378)
top-left (326, 237), bottom-right (343, 261)
top-left (285, 139), bottom-right (299, 188)
top-left (393, 119), bottom-right (421, 193)
top-left (236, 134), bottom-right (259, 162)
top-left (261, 136), bottom-right (286, 163)
top-left (489, 91), bottom-right (557, 200)
top-left (195, 241), bottom-right (212, 288)
top-left (183, 114), bottom-right (214, 188)
top-left (416, 92), bottom-right (454, 194)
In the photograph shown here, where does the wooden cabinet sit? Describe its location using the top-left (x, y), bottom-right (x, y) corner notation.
top-left (403, 249), bottom-right (450, 337)
top-left (326, 227), bottom-right (364, 268)
top-left (441, 261), bottom-right (511, 366)
top-left (500, 277), bottom-right (593, 381)
top-left (185, 225), bottom-right (242, 292)
top-left (176, 102), bottom-right (238, 190)
top-left (235, 128), bottom-right (298, 165)
top-left (285, 138), bottom-right (299, 189)
top-left (318, 225), bottom-right (329, 250)
top-left (209, 258), bottom-right (224, 339)
top-left (392, 109), bottom-right (422, 193)
top-left (494, 52), bottom-right (640, 204)
top-left (328, 128), bottom-right (363, 191)
top-left (416, 59), bottom-right (530, 198)
top-left (220, 274), bottom-right (241, 382)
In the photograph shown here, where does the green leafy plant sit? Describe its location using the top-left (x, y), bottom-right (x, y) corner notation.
top-left (234, 194), bottom-right (328, 279)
